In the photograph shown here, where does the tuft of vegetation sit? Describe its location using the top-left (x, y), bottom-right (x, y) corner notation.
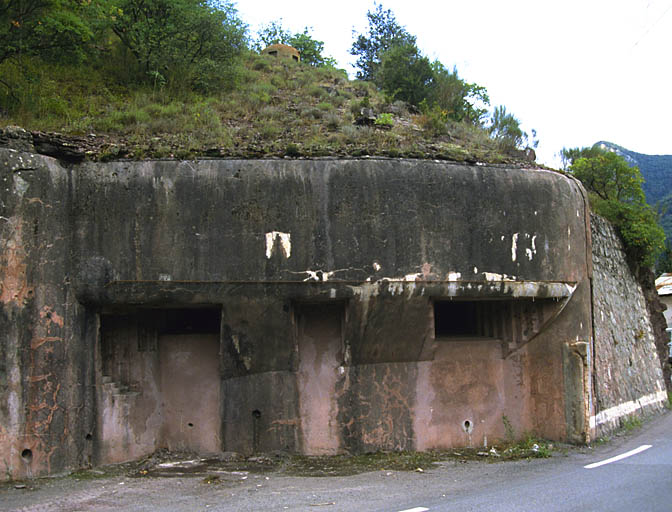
top-left (620, 415), bottom-right (643, 432)
top-left (562, 145), bottom-right (665, 268)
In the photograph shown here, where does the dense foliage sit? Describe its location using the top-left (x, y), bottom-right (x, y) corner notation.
top-left (0, 0), bottom-right (99, 66)
top-left (376, 42), bottom-right (433, 106)
top-left (1, 0), bottom-right (246, 93)
top-left (563, 146), bottom-right (665, 268)
top-left (111, 0), bottom-right (246, 90)
top-left (350, 3), bottom-right (415, 81)
top-left (593, 142), bottom-right (672, 272)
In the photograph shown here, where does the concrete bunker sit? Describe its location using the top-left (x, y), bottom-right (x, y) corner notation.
top-left (2, 153), bottom-right (664, 480)
top-left (261, 43), bottom-right (300, 61)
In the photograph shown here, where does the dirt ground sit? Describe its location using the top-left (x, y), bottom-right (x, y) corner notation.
top-left (0, 447), bottom-right (553, 512)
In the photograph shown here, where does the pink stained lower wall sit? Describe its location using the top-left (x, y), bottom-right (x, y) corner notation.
top-left (296, 303), bottom-right (343, 455)
top-left (159, 334), bottom-right (221, 453)
top-left (97, 322), bottom-right (222, 464)
top-left (413, 339), bottom-right (530, 450)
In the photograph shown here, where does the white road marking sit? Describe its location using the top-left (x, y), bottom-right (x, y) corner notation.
top-left (398, 508), bottom-right (429, 512)
top-left (584, 444), bottom-right (652, 469)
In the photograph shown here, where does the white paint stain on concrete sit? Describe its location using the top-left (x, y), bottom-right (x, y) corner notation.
top-left (589, 389), bottom-right (668, 429)
top-left (373, 261), bottom-right (381, 272)
top-left (473, 267), bottom-right (478, 274)
top-left (265, 231), bottom-right (291, 259)
top-left (232, 334), bottom-right (251, 371)
top-left (483, 272), bottom-right (516, 282)
top-left (511, 233), bottom-right (519, 261)
top-left (12, 174), bottom-right (28, 198)
top-left (300, 270), bottom-right (335, 282)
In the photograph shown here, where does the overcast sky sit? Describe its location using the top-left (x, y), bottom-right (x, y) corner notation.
top-left (236, 0), bottom-right (672, 167)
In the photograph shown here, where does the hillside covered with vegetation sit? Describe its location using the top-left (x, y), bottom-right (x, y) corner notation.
top-left (0, 1), bottom-right (536, 163)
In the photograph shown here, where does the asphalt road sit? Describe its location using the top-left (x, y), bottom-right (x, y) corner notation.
top-left (2, 410), bottom-right (671, 512)
top-left (389, 409), bottom-right (672, 512)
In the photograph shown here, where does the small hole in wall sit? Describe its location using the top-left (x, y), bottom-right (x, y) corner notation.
top-left (85, 433), bottom-right (93, 441)
top-left (187, 423), bottom-right (194, 428)
top-left (21, 449), bottom-right (33, 464)
top-left (252, 409), bottom-right (261, 419)
top-left (462, 420), bottom-right (474, 434)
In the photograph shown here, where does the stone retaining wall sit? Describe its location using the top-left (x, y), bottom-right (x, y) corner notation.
top-left (591, 214), bottom-right (668, 435)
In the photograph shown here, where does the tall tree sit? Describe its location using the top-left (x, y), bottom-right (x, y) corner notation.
top-left (429, 62), bottom-right (489, 125)
top-left (488, 105), bottom-right (525, 149)
top-left (350, 3), bottom-right (415, 81)
top-left (565, 146), bottom-right (665, 267)
top-left (376, 42), bottom-right (433, 105)
top-left (111, 0), bottom-right (246, 81)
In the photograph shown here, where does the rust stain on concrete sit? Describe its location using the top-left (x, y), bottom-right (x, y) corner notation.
top-left (0, 219), bottom-right (33, 305)
top-left (39, 306), bottom-right (65, 329)
top-left (28, 373), bottom-right (53, 383)
top-left (30, 336), bottom-right (63, 350)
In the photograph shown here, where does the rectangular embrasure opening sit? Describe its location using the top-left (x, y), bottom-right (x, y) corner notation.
top-left (434, 300), bottom-right (503, 339)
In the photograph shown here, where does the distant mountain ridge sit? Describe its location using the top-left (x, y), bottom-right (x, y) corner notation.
top-left (595, 141), bottom-right (672, 242)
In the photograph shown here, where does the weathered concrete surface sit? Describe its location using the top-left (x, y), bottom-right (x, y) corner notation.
top-left (590, 214), bottom-right (668, 435)
top-left (1, 151), bottom-right (596, 479)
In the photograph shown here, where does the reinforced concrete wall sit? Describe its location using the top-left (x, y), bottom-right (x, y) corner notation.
top-left (590, 214), bottom-right (668, 434)
top-left (0, 150), bottom-right (596, 479)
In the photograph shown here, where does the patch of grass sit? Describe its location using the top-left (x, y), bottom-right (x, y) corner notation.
top-left (306, 84), bottom-right (327, 99)
top-left (316, 101), bottom-right (334, 112)
top-left (620, 415), bottom-right (643, 432)
top-left (0, 51), bottom-right (530, 165)
top-left (498, 436), bottom-right (552, 459)
top-left (374, 112), bottom-right (394, 127)
top-left (283, 451), bottom-right (446, 477)
top-left (69, 468), bottom-right (111, 480)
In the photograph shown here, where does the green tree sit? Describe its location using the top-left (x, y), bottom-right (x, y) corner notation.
top-left (560, 145), bottom-right (603, 170)
top-left (570, 150), bottom-right (646, 203)
top-left (429, 62), bottom-right (489, 125)
top-left (256, 21), bottom-right (335, 67)
top-left (255, 19), bottom-right (290, 49)
top-left (489, 105), bottom-right (525, 149)
top-left (565, 146), bottom-right (665, 267)
top-left (0, 0), bottom-right (100, 66)
top-left (289, 29), bottom-right (336, 67)
top-left (350, 3), bottom-right (416, 81)
top-left (376, 42), bottom-right (433, 105)
top-left (111, 0), bottom-right (246, 88)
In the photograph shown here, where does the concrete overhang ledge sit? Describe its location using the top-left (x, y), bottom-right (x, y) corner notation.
top-left (92, 279), bottom-right (577, 305)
